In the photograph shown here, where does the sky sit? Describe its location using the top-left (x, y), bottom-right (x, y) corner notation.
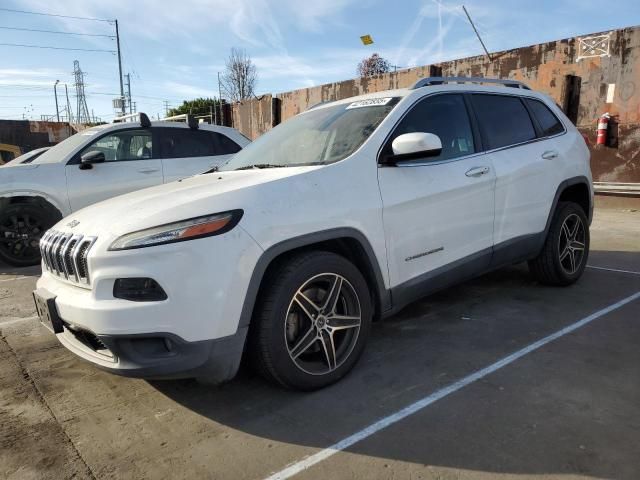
top-left (0, 0), bottom-right (638, 122)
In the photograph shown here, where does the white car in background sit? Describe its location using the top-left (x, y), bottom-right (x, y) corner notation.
top-left (34, 78), bottom-right (593, 390)
top-left (0, 113), bottom-right (249, 266)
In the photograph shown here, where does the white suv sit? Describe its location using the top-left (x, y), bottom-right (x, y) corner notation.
top-left (0, 114), bottom-right (249, 266)
top-left (34, 78), bottom-right (593, 390)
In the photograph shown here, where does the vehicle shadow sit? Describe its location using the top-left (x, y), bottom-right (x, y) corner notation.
top-left (0, 261), bottom-right (41, 278)
top-left (150, 252), bottom-right (640, 479)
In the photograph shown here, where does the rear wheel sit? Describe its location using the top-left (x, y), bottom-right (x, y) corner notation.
top-left (0, 203), bottom-right (58, 267)
top-left (528, 202), bottom-right (589, 286)
top-left (250, 251), bottom-right (372, 390)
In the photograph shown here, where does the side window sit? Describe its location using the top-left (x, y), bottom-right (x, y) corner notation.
top-left (387, 94), bottom-right (475, 162)
top-left (159, 128), bottom-right (216, 159)
top-left (526, 99), bottom-right (565, 137)
top-left (471, 94), bottom-right (536, 150)
top-left (83, 130), bottom-right (152, 161)
top-left (209, 132), bottom-right (242, 155)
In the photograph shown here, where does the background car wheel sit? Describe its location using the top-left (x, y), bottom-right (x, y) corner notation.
top-left (0, 203), bottom-right (58, 267)
top-left (528, 201), bottom-right (590, 286)
top-left (250, 251), bottom-right (372, 390)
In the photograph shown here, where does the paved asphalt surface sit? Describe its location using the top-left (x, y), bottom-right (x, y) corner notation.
top-left (1, 206), bottom-right (638, 480)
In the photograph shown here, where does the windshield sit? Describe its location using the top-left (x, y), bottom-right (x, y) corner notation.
top-left (33, 125), bottom-right (111, 164)
top-left (220, 97), bottom-right (399, 171)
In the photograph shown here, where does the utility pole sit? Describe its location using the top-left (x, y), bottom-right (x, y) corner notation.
top-left (124, 73), bottom-right (132, 114)
top-left (462, 6), bottom-right (492, 62)
top-left (53, 80), bottom-right (60, 122)
top-left (64, 84), bottom-right (73, 123)
top-left (217, 72), bottom-right (224, 126)
top-left (163, 100), bottom-right (169, 117)
top-left (114, 19), bottom-right (126, 116)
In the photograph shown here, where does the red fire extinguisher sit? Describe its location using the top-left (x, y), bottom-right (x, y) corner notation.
top-left (596, 113), bottom-right (610, 145)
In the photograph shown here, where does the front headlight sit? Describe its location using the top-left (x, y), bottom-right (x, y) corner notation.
top-left (108, 210), bottom-right (243, 251)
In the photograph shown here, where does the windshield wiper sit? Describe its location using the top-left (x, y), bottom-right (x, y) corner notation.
top-left (235, 163), bottom-right (282, 170)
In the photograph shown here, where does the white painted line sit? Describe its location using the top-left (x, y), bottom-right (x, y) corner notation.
top-left (0, 315), bottom-right (38, 326)
top-left (265, 291), bottom-right (640, 480)
top-left (587, 265), bottom-right (640, 276)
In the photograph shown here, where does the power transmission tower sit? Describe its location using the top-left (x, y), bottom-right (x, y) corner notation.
top-left (73, 60), bottom-right (91, 124)
top-left (163, 100), bottom-right (169, 117)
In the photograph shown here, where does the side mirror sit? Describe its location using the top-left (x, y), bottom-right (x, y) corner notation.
top-left (79, 150), bottom-right (105, 170)
top-left (387, 132), bottom-right (442, 164)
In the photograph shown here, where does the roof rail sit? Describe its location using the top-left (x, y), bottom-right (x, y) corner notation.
top-left (161, 113), bottom-right (199, 130)
top-left (411, 76), bottom-right (530, 90)
top-left (113, 112), bottom-right (151, 128)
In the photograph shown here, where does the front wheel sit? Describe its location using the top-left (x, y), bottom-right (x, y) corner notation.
top-left (0, 203), bottom-right (57, 267)
top-left (528, 202), bottom-right (590, 286)
top-left (250, 251), bottom-right (372, 390)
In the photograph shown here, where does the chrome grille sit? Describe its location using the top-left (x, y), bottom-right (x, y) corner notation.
top-left (40, 230), bottom-right (97, 285)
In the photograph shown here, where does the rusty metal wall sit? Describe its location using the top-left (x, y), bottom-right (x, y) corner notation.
top-left (230, 95), bottom-right (274, 140)
top-left (232, 26), bottom-right (640, 184)
top-left (0, 120), bottom-right (74, 154)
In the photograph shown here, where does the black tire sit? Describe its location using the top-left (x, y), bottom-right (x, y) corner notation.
top-left (0, 203), bottom-right (58, 267)
top-left (249, 251), bottom-right (373, 390)
top-left (528, 201), bottom-right (590, 286)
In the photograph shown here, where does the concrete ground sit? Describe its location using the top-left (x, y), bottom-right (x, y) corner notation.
top-left (1, 205), bottom-right (639, 480)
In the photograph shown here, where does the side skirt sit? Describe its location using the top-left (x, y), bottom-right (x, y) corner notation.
top-left (384, 232), bottom-right (546, 318)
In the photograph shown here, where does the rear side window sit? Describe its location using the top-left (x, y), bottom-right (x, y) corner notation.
top-left (526, 99), bottom-right (565, 137)
top-left (159, 128), bottom-right (215, 158)
top-left (158, 128), bottom-right (242, 158)
top-left (212, 132), bottom-right (241, 155)
top-left (387, 93), bottom-right (475, 162)
top-left (471, 94), bottom-right (536, 150)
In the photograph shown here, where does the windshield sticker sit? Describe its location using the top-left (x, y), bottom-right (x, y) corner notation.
top-left (346, 97), bottom-right (393, 109)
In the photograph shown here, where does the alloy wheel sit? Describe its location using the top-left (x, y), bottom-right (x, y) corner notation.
top-left (0, 212), bottom-right (43, 263)
top-left (558, 213), bottom-right (586, 275)
top-left (284, 273), bottom-right (362, 375)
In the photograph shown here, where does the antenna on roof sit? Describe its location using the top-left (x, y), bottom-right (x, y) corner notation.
top-left (462, 6), bottom-right (493, 62)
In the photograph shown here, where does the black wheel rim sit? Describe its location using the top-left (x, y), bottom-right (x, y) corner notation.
top-left (558, 213), bottom-right (586, 275)
top-left (284, 273), bottom-right (362, 376)
top-left (0, 211), bottom-right (44, 263)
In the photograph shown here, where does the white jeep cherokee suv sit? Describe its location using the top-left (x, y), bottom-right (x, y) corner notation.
top-left (34, 77), bottom-right (593, 390)
top-left (0, 113), bottom-right (249, 266)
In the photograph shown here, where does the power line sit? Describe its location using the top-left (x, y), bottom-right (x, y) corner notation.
top-left (0, 25), bottom-right (115, 38)
top-left (0, 42), bottom-right (116, 53)
top-left (0, 7), bottom-right (112, 23)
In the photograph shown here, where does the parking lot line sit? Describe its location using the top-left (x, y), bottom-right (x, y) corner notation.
top-left (264, 291), bottom-right (640, 480)
top-left (587, 265), bottom-right (640, 276)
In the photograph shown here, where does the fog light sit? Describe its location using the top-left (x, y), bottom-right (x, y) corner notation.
top-left (113, 278), bottom-right (167, 302)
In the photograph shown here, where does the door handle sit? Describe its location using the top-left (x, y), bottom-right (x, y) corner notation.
top-left (137, 168), bottom-right (159, 174)
top-left (541, 150), bottom-right (558, 160)
top-left (465, 166), bottom-right (490, 177)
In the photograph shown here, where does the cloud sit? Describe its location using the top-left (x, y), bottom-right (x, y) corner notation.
top-left (162, 81), bottom-right (217, 98)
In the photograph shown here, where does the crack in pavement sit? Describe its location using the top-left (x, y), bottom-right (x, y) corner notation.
top-left (1, 333), bottom-right (97, 480)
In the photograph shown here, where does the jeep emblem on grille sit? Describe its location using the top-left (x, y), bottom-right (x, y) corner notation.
top-left (67, 220), bottom-right (80, 228)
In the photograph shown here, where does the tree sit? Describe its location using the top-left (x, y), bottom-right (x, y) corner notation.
top-left (357, 53), bottom-right (391, 77)
top-left (220, 48), bottom-right (257, 102)
top-left (167, 98), bottom-right (221, 118)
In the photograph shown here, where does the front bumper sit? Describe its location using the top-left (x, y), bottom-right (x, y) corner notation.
top-left (54, 321), bottom-right (247, 380)
top-left (35, 224), bottom-right (263, 380)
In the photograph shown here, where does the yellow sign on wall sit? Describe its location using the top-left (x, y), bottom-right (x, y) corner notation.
top-left (360, 34), bottom-right (374, 45)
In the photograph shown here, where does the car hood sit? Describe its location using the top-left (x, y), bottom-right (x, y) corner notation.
top-left (0, 162), bottom-right (39, 170)
top-left (57, 166), bottom-right (321, 237)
